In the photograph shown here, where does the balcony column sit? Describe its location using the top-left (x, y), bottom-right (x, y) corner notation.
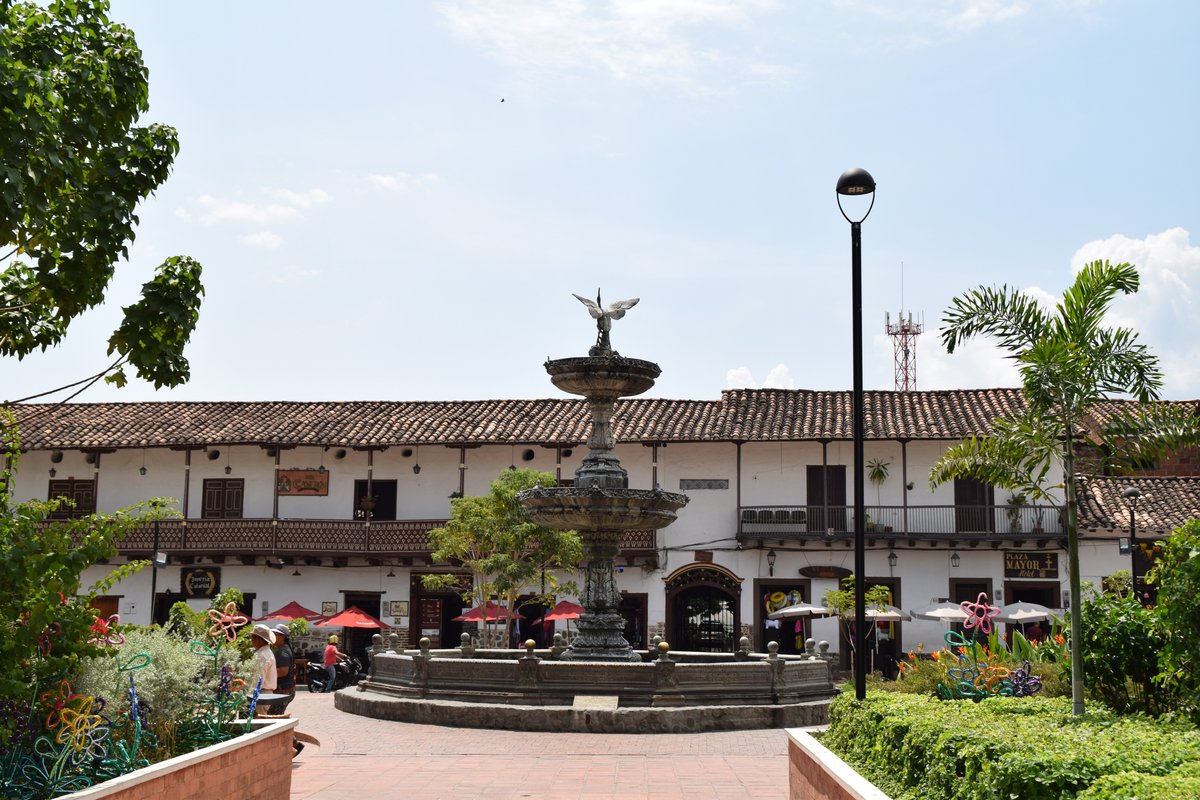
top-left (272, 446), bottom-right (281, 521)
top-left (182, 447), bottom-right (192, 519)
top-left (901, 440), bottom-right (909, 535)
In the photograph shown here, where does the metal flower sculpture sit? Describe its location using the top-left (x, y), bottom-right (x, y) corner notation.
top-left (935, 592), bottom-right (1039, 701)
top-left (960, 592), bottom-right (1001, 635)
top-left (205, 601), bottom-right (249, 641)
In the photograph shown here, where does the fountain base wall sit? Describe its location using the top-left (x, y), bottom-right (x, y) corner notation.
top-left (336, 690), bottom-right (834, 734)
top-left (340, 648), bottom-right (839, 732)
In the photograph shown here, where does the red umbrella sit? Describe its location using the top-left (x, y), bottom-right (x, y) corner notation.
top-left (256, 601), bottom-right (326, 624)
top-left (316, 606), bottom-right (388, 629)
top-left (533, 600), bottom-right (585, 626)
top-left (452, 601), bottom-right (519, 623)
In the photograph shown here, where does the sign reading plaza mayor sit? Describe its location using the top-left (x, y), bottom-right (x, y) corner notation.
top-left (182, 566), bottom-right (221, 598)
top-left (276, 468), bottom-right (330, 496)
top-left (1003, 552), bottom-right (1059, 579)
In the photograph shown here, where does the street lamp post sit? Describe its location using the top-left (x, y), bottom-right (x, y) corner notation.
top-left (1121, 486), bottom-right (1143, 604)
top-left (837, 167), bottom-right (876, 701)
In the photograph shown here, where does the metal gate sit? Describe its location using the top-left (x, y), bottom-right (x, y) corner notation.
top-left (672, 587), bottom-right (735, 652)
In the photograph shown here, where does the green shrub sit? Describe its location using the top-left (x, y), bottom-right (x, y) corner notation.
top-left (1080, 581), bottom-right (1172, 715)
top-left (72, 627), bottom-right (251, 761)
top-left (1153, 519), bottom-right (1200, 722)
top-left (823, 692), bottom-right (1200, 800)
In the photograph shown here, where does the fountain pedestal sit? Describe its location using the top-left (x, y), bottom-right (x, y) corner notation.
top-left (520, 353), bottom-right (688, 662)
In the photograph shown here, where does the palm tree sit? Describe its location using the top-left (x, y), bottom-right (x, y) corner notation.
top-left (930, 260), bottom-right (1199, 716)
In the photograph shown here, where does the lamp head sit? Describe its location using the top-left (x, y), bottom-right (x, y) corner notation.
top-left (836, 167), bottom-right (876, 223)
top-left (1121, 486), bottom-right (1142, 504)
top-left (836, 168), bottom-right (876, 196)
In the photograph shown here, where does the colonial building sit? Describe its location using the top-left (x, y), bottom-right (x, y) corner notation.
top-left (8, 389), bottom-right (1194, 666)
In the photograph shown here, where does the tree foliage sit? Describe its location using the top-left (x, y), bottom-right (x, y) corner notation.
top-left (1079, 573), bottom-right (1173, 716)
top-left (1151, 519), bottom-right (1200, 722)
top-left (821, 576), bottom-right (894, 675)
top-left (1, 0), bottom-right (203, 393)
top-left (0, 415), bottom-right (175, 747)
top-left (422, 469), bottom-right (582, 645)
top-left (930, 260), bottom-right (1200, 715)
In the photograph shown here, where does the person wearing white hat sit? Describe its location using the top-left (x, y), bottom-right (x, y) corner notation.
top-left (249, 624), bottom-right (278, 693)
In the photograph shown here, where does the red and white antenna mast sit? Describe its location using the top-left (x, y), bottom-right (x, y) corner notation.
top-left (885, 262), bottom-right (923, 391)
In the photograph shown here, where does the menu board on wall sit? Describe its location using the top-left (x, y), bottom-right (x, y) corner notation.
top-left (418, 598), bottom-right (442, 648)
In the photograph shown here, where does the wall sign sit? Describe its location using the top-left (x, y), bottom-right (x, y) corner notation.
top-left (182, 567), bottom-right (221, 598)
top-left (799, 565), bottom-right (852, 580)
top-left (276, 469), bottom-right (330, 496)
top-left (1004, 552), bottom-right (1059, 579)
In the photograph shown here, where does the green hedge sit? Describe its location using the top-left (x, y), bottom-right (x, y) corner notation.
top-left (822, 693), bottom-right (1200, 800)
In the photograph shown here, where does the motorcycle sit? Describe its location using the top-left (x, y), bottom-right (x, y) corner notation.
top-left (306, 657), bottom-right (363, 693)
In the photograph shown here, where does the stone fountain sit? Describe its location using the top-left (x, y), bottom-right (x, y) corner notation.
top-left (517, 291), bottom-right (689, 662)
top-left (337, 293), bottom-right (839, 732)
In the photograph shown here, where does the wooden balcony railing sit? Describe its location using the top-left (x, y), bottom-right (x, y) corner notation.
top-left (103, 518), bottom-right (658, 556)
top-left (738, 504), bottom-right (1063, 541)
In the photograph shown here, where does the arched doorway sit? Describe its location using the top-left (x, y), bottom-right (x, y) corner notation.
top-left (664, 563), bottom-right (742, 653)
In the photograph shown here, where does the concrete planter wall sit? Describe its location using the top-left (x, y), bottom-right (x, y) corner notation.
top-left (786, 728), bottom-right (892, 800)
top-left (62, 718), bottom-right (297, 800)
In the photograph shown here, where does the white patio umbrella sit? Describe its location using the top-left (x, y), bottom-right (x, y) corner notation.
top-left (768, 602), bottom-right (834, 620)
top-left (995, 601), bottom-right (1056, 624)
top-left (909, 601), bottom-right (970, 623)
top-left (855, 605), bottom-right (912, 622)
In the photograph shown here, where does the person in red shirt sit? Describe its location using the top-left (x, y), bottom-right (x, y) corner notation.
top-left (322, 634), bottom-right (348, 693)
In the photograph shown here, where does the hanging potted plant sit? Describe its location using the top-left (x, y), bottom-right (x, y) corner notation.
top-left (866, 458), bottom-right (891, 531)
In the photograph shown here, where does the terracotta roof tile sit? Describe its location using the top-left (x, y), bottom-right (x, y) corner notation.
top-left (7, 388), bottom-right (1034, 450)
top-left (1077, 475), bottom-right (1200, 536)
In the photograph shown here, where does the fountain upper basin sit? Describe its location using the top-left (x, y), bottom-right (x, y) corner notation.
top-left (520, 486), bottom-right (688, 531)
top-left (545, 356), bottom-right (661, 398)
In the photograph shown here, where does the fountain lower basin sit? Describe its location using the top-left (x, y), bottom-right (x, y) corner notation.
top-left (342, 643), bottom-right (839, 733)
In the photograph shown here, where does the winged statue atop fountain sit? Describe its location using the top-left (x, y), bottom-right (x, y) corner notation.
top-left (573, 290), bottom-right (639, 355)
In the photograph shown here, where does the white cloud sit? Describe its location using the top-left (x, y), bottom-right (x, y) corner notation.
top-left (915, 228), bottom-right (1200, 397)
top-left (942, 0), bottom-right (1030, 31)
top-left (833, 0), bottom-right (1034, 40)
top-left (182, 187), bottom-right (331, 226)
top-left (440, 0), bottom-right (787, 90)
top-left (368, 172), bottom-right (440, 191)
top-left (1070, 227), bottom-right (1200, 397)
top-left (237, 231), bottom-right (284, 249)
top-left (725, 363), bottom-right (795, 389)
top-left (919, 336), bottom-right (1022, 390)
top-left (264, 188), bottom-right (331, 209)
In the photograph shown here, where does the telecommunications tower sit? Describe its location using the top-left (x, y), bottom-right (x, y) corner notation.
top-left (886, 311), bottom-right (923, 391)
top-left (886, 263), bottom-right (923, 391)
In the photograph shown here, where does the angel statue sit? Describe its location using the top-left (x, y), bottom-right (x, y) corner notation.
top-left (573, 290), bottom-right (639, 355)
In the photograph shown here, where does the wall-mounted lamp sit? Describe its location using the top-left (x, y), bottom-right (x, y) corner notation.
top-left (951, 551), bottom-right (961, 568)
top-left (224, 448), bottom-right (232, 475)
top-left (48, 467), bottom-right (57, 478)
top-left (1118, 538), bottom-right (1131, 556)
top-left (413, 446), bottom-right (421, 475)
top-left (292, 569), bottom-right (301, 577)
top-left (887, 551), bottom-right (898, 568)
top-left (265, 557), bottom-right (285, 570)
top-left (152, 551), bottom-right (168, 569)
top-left (139, 448), bottom-right (147, 476)
top-left (509, 444), bottom-right (517, 471)
top-left (767, 548), bottom-right (777, 576)
top-left (386, 567), bottom-right (396, 577)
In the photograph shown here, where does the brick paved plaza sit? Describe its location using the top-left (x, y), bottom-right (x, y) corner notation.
top-left (287, 690), bottom-right (788, 799)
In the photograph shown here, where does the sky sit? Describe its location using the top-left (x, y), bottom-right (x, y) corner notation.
top-left (5, 0), bottom-right (1200, 404)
